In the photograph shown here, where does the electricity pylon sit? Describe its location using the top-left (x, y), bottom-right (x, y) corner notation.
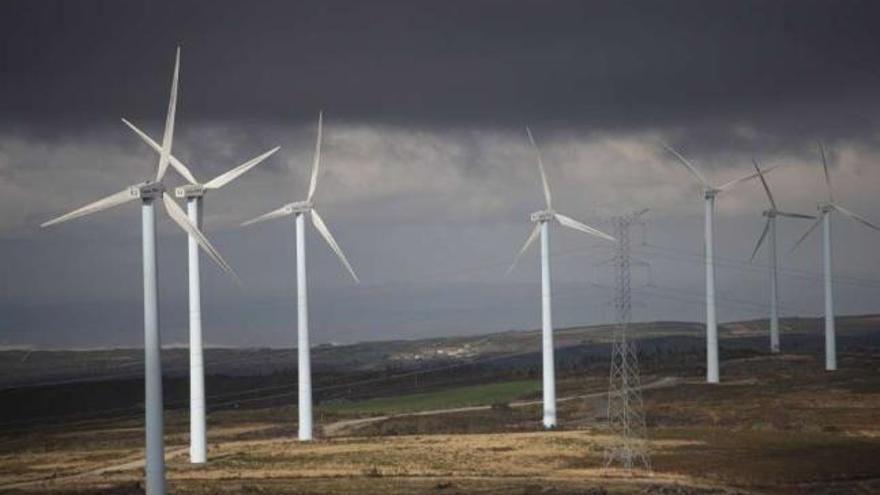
top-left (604, 211), bottom-right (651, 472)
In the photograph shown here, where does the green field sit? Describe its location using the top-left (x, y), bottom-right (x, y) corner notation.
top-left (322, 379), bottom-right (542, 415)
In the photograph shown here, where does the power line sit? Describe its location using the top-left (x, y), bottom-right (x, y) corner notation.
top-left (639, 242), bottom-right (880, 290)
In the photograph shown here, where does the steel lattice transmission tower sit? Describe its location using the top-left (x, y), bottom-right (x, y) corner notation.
top-left (604, 211), bottom-right (651, 471)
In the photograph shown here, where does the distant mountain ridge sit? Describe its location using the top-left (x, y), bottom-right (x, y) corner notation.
top-left (1, 314), bottom-right (878, 390)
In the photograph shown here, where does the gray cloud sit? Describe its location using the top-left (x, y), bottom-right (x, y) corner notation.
top-left (3, 1), bottom-right (880, 348)
top-left (4, 121), bottom-right (880, 348)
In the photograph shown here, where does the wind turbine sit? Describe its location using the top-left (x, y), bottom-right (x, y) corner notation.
top-left (508, 127), bottom-right (615, 429)
top-left (241, 111), bottom-right (359, 441)
top-left (748, 160), bottom-right (815, 354)
top-left (661, 143), bottom-right (779, 383)
top-left (119, 119), bottom-right (279, 463)
top-left (40, 48), bottom-right (236, 495)
top-left (790, 143), bottom-right (880, 371)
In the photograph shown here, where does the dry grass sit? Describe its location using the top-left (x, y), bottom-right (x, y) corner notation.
top-left (4, 351), bottom-right (880, 494)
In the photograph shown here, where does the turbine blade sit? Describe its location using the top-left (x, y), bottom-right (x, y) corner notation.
top-left (156, 47), bottom-right (180, 181)
top-left (717, 164), bottom-right (782, 192)
top-left (750, 217), bottom-right (771, 262)
top-left (789, 216), bottom-right (824, 254)
top-left (307, 111), bottom-right (323, 202)
top-left (310, 209), bottom-right (359, 283)
top-left (752, 158), bottom-right (776, 210)
top-left (554, 213), bottom-right (615, 242)
top-left (819, 141), bottom-right (833, 203)
top-left (659, 140), bottom-right (709, 187)
top-left (833, 204), bottom-right (880, 233)
top-left (162, 192), bottom-right (239, 282)
top-left (41, 188), bottom-right (137, 227)
top-left (507, 223), bottom-right (541, 275)
top-left (121, 118), bottom-right (198, 185)
top-left (204, 147), bottom-right (280, 190)
top-left (777, 211), bottom-right (816, 220)
top-left (526, 127), bottom-right (552, 210)
top-left (240, 204), bottom-right (293, 227)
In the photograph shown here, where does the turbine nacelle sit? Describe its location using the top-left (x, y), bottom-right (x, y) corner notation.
top-left (530, 210), bottom-right (555, 223)
top-left (175, 184), bottom-right (207, 199)
top-left (289, 199), bottom-right (316, 214)
top-left (130, 181), bottom-right (165, 199)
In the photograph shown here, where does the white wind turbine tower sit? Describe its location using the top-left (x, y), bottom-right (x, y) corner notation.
top-left (40, 48), bottom-right (236, 495)
top-left (790, 143), bottom-right (880, 371)
top-left (119, 119), bottom-right (279, 463)
top-left (242, 111), bottom-right (359, 441)
top-left (508, 127), bottom-right (615, 429)
top-left (748, 159), bottom-right (815, 354)
top-left (661, 143), bottom-right (779, 383)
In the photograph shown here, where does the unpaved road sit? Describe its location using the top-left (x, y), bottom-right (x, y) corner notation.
top-left (324, 376), bottom-right (679, 436)
top-left (0, 376), bottom-right (680, 491)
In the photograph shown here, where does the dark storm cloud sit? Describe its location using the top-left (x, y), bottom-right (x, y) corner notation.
top-left (3, 0), bottom-right (880, 138)
top-left (4, 1), bottom-right (880, 349)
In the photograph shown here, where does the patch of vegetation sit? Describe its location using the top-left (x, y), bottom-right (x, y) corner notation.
top-left (351, 405), bottom-right (542, 436)
top-left (652, 427), bottom-right (880, 486)
top-left (322, 380), bottom-right (542, 415)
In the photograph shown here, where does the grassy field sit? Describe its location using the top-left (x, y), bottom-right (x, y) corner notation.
top-left (3, 345), bottom-right (880, 494)
top-left (321, 379), bottom-right (542, 415)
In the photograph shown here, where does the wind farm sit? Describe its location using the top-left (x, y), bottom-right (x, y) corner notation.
top-left (4, 2), bottom-right (880, 495)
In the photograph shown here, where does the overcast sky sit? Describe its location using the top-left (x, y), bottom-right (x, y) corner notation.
top-left (3, 0), bottom-right (880, 349)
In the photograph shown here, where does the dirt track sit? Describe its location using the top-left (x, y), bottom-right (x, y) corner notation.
top-left (324, 376), bottom-right (679, 436)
